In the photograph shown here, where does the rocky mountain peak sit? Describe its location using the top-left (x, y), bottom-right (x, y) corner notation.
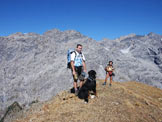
top-left (24, 32), bottom-right (40, 37)
top-left (8, 32), bottom-right (24, 39)
top-left (102, 38), bottom-right (112, 41)
top-left (64, 30), bottom-right (82, 35)
top-left (115, 33), bottom-right (136, 41)
top-left (43, 28), bottom-right (62, 36)
top-left (147, 32), bottom-right (158, 37)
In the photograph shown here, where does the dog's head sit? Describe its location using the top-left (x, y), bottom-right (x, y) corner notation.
top-left (88, 70), bottom-right (96, 79)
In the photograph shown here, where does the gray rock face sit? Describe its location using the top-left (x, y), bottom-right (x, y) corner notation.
top-left (0, 29), bottom-right (162, 118)
top-left (1, 101), bottom-right (22, 122)
top-left (99, 32), bottom-right (162, 87)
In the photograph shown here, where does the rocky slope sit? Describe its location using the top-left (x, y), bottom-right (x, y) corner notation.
top-left (99, 32), bottom-right (162, 86)
top-left (0, 29), bottom-right (162, 119)
top-left (3, 80), bottom-right (162, 122)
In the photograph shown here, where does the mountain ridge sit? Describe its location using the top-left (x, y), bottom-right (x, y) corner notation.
top-left (2, 80), bottom-right (162, 122)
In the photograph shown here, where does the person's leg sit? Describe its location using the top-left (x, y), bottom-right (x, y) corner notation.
top-left (72, 75), bottom-right (79, 95)
top-left (72, 68), bottom-right (78, 91)
top-left (74, 80), bottom-right (79, 96)
top-left (72, 67), bottom-right (79, 95)
top-left (110, 76), bottom-right (112, 84)
top-left (105, 73), bottom-right (109, 82)
top-left (109, 76), bottom-right (113, 86)
top-left (73, 81), bottom-right (77, 91)
top-left (103, 73), bottom-right (109, 85)
top-left (79, 80), bottom-right (84, 88)
top-left (78, 66), bottom-right (84, 89)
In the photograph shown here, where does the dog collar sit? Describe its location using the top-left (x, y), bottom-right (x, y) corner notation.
top-left (87, 77), bottom-right (94, 81)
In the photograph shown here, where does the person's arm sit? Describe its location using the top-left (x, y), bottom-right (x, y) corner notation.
top-left (82, 54), bottom-right (87, 72)
top-left (71, 61), bottom-right (76, 75)
top-left (71, 52), bottom-right (76, 75)
top-left (82, 61), bottom-right (87, 73)
top-left (112, 66), bottom-right (115, 71)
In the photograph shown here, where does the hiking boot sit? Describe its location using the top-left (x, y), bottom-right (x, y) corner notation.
top-left (102, 82), bottom-right (106, 86)
top-left (75, 89), bottom-right (79, 96)
top-left (109, 83), bottom-right (112, 87)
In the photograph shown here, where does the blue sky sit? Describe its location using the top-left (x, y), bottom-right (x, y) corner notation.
top-left (0, 0), bottom-right (162, 40)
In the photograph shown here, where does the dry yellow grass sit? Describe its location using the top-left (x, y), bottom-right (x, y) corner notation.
top-left (13, 80), bottom-right (162, 122)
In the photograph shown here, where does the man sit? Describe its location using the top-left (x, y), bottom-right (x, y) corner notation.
top-left (71, 44), bottom-right (87, 95)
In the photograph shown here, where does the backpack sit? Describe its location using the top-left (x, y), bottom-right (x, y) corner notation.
top-left (67, 49), bottom-right (76, 69)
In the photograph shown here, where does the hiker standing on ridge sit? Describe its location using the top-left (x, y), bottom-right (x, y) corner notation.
top-left (71, 44), bottom-right (87, 95)
top-left (103, 61), bottom-right (115, 87)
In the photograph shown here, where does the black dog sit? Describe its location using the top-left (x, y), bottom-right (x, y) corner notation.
top-left (78, 70), bottom-right (97, 103)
